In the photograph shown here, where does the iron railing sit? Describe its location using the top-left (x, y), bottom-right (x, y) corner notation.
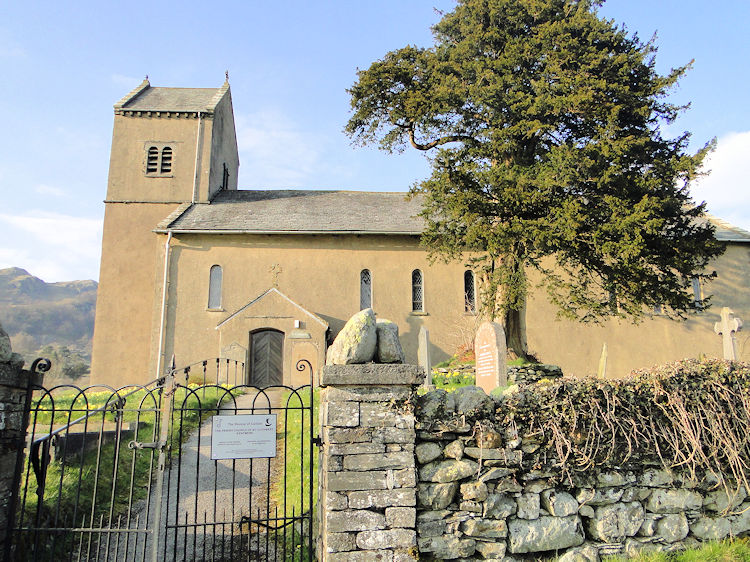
top-left (8, 358), bottom-right (316, 562)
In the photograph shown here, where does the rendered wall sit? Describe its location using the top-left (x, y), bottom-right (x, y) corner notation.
top-left (525, 244), bottom-right (750, 377)
top-left (90, 203), bottom-right (175, 385)
top-left (158, 233), bottom-right (479, 383)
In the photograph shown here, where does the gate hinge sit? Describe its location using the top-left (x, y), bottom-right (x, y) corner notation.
top-left (311, 437), bottom-right (322, 447)
top-left (128, 441), bottom-right (158, 450)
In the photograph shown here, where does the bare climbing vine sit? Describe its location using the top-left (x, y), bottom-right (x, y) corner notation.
top-left (496, 359), bottom-right (750, 492)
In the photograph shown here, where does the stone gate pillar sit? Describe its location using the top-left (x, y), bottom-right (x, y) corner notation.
top-left (318, 364), bottom-right (422, 561)
top-left (0, 353), bottom-right (46, 558)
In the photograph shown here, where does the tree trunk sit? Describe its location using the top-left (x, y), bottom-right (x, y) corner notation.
top-left (504, 306), bottom-right (529, 360)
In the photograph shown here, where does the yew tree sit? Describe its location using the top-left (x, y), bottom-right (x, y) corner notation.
top-left (345, 0), bottom-right (725, 358)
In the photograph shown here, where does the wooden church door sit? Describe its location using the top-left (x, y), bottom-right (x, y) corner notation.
top-left (249, 330), bottom-right (284, 387)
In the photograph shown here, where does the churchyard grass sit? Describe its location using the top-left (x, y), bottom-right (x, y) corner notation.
top-left (18, 385), bottom-right (234, 546)
top-left (601, 538), bottom-right (750, 561)
top-left (270, 387), bottom-right (319, 559)
top-left (431, 368), bottom-right (476, 391)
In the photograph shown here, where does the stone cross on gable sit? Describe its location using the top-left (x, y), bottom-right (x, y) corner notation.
top-left (714, 307), bottom-right (743, 360)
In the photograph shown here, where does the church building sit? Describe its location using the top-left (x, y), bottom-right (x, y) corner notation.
top-left (90, 80), bottom-right (750, 387)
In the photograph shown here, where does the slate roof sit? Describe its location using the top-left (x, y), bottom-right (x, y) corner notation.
top-left (123, 87), bottom-right (220, 112)
top-left (159, 189), bottom-right (750, 243)
top-left (704, 214), bottom-right (750, 243)
top-left (114, 79), bottom-right (228, 113)
top-left (164, 190), bottom-right (425, 234)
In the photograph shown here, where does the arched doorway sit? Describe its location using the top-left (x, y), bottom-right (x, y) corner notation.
top-left (248, 329), bottom-right (284, 387)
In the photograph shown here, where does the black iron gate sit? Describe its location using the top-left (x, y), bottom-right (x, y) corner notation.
top-left (7, 358), bottom-right (316, 562)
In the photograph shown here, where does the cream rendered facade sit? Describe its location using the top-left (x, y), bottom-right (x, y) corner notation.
top-left (91, 82), bottom-right (750, 387)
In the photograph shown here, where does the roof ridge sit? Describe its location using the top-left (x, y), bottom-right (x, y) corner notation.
top-left (113, 78), bottom-right (150, 110)
top-left (226, 188), bottom-right (412, 195)
top-left (706, 213), bottom-right (750, 241)
top-left (207, 81), bottom-right (230, 111)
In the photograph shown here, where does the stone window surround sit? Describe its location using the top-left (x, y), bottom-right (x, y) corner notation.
top-left (144, 142), bottom-right (176, 177)
top-left (360, 269), bottom-right (373, 310)
top-left (411, 269), bottom-right (424, 313)
top-left (464, 270), bottom-right (476, 314)
top-left (207, 264), bottom-right (223, 310)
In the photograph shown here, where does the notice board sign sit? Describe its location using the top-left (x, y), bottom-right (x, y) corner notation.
top-left (211, 414), bottom-right (277, 460)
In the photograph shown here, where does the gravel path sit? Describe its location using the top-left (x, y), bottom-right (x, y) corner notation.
top-left (102, 390), bottom-right (286, 561)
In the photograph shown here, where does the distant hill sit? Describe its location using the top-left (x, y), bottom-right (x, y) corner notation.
top-left (0, 267), bottom-right (97, 378)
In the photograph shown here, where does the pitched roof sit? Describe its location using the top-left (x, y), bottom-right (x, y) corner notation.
top-left (705, 214), bottom-right (750, 242)
top-left (216, 287), bottom-right (328, 329)
top-left (164, 190), bottom-right (424, 234)
top-left (114, 79), bottom-right (229, 113)
top-left (158, 188), bottom-right (750, 243)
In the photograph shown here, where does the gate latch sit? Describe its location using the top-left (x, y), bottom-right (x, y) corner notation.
top-left (128, 441), bottom-right (158, 450)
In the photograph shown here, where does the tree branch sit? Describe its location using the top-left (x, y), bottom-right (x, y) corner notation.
top-left (408, 126), bottom-right (477, 151)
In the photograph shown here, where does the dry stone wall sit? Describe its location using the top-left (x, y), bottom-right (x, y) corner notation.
top-left (319, 367), bottom-right (750, 561)
top-left (318, 364), bottom-right (422, 561)
top-left (415, 386), bottom-right (750, 561)
top-left (0, 327), bottom-right (44, 557)
top-left (432, 364), bottom-right (563, 387)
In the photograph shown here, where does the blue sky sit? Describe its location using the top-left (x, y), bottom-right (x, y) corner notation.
top-left (1, 1), bottom-right (748, 282)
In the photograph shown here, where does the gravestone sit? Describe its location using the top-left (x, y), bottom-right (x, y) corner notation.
top-left (474, 322), bottom-right (507, 392)
top-left (418, 326), bottom-right (432, 386)
top-left (714, 307), bottom-right (743, 360)
top-left (597, 343), bottom-right (608, 379)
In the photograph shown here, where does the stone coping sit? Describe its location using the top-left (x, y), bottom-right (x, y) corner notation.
top-left (0, 361), bottom-right (39, 388)
top-left (321, 364), bottom-right (423, 386)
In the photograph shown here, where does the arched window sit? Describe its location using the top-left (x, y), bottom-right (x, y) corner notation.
top-left (145, 144), bottom-right (174, 176)
top-left (692, 277), bottom-right (704, 311)
top-left (360, 269), bottom-right (372, 310)
top-left (464, 270), bottom-right (476, 313)
top-left (146, 146), bottom-right (159, 173)
top-left (208, 265), bottom-right (222, 309)
top-left (160, 146), bottom-right (172, 173)
top-left (411, 269), bottom-right (424, 312)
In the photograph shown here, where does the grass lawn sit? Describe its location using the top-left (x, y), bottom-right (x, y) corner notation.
top-left (602, 538), bottom-right (750, 561)
top-left (16, 384), bottom-right (238, 557)
top-left (270, 387), bottom-right (318, 559)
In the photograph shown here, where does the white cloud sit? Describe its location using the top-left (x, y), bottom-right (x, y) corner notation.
top-left (235, 109), bottom-right (327, 188)
top-left (0, 211), bottom-right (102, 282)
top-left (691, 131), bottom-right (750, 231)
top-left (34, 184), bottom-right (67, 198)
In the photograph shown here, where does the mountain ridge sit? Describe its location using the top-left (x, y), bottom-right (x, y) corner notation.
top-left (0, 267), bottom-right (97, 378)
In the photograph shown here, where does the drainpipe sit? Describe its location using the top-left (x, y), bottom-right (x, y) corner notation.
top-left (192, 111), bottom-right (203, 203)
top-left (156, 231), bottom-right (173, 379)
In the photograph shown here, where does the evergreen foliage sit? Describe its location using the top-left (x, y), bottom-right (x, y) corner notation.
top-left (346, 0), bottom-right (725, 357)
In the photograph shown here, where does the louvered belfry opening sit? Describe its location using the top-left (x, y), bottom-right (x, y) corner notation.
top-left (160, 146), bottom-right (172, 173)
top-left (146, 146), bottom-right (159, 173)
top-left (249, 329), bottom-right (284, 387)
top-left (360, 269), bottom-right (372, 310)
top-left (412, 269), bottom-right (423, 311)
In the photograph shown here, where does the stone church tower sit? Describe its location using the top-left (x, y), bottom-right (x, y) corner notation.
top-left (91, 79), bottom-right (239, 384)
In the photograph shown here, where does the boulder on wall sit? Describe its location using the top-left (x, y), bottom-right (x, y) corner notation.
top-left (326, 308), bottom-right (377, 365)
top-left (375, 319), bottom-right (405, 363)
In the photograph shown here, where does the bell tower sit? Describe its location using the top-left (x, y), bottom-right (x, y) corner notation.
top-left (91, 79), bottom-right (239, 385)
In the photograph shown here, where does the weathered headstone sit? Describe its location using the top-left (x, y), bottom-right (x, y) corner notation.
top-left (418, 326), bottom-right (432, 386)
top-left (597, 343), bottom-right (608, 379)
top-left (714, 307), bottom-right (743, 360)
top-left (474, 322), bottom-right (507, 392)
